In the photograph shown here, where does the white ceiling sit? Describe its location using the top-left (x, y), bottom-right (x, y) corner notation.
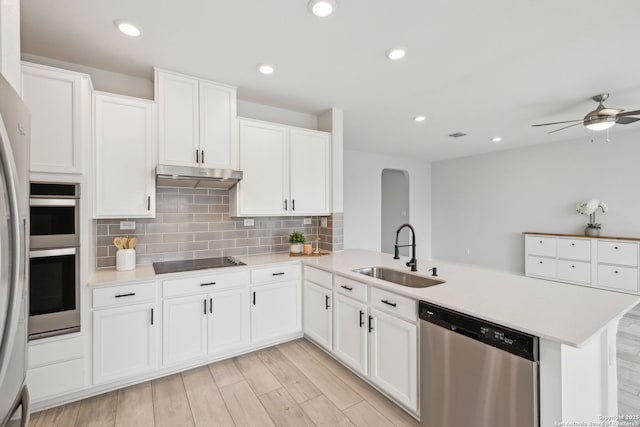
top-left (20, 0), bottom-right (640, 161)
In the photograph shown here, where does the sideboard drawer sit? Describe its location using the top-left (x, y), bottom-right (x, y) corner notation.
top-left (557, 239), bottom-right (591, 261)
top-left (557, 260), bottom-right (590, 285)
top-left (597, 264), bottom-right (639, 293)
top-left (93, 281), bottom-right (157, 308)
top-left (526, 236), bottom-right (557, 258)
top-left (597, 241), bottom-right (638, 267)
top-left (527, 256), bottom-right (556, 278)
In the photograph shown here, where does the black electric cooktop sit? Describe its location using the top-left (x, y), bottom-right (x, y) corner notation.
top-left (152, 256), bottom-right (246, 274)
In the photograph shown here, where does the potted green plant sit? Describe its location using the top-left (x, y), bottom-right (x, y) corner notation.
top-left (288, 231), bottom-right (306, 254)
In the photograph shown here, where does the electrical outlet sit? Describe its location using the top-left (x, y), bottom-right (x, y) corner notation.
top-left (320, 217), bottom-right (328, 228)
top-left (120, 221), bottom-right (136, 230)
top-left (244, 218), bottom-right (255, 226)
top-left (303, 218), bottom-right (312, 225)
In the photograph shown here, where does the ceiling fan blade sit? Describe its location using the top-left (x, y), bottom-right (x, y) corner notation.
top-left (597, 108), bottom-right (623, 116)
top-left (547, 123), bottom-right (582, 134)
top-left (617, 109), bottom-right (640, 117)
top-left (616, 116), bottom-right (640, 125)
top-left (532, 119), bottom-right (583, 127)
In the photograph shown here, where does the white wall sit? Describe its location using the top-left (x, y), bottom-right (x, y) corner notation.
top-left (344, 149), bottom-right (431, 258)
top-left (431, 130), bottom-right (640, 273)
top-left (237, 100), bottom-right (318, 129)
top-left (0, 0), bottom-right (21, 90)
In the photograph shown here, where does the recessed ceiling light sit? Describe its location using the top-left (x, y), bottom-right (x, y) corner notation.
top-left (492, 136), bottom-right (503, 143)
top-left (257, 64), bottom-right (275, 75)
top-left (308, 0), bottom-right (336, 17)
top-left (386, 47), bottom-right (407, 60)
top-left (413, 116), bottom-right (426, 122)
top-left (114, 20), bottom-right (142, 37)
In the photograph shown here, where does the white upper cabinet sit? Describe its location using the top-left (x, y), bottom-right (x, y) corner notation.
top-left (156, 69), bottom-right (238, 169)
top-left (93, 92), bottom-right (156, 218)
top-left (21, 62), bottom-right (90, 174)
top-left (231, 118), bottom-right (331, 216)
top-left (290, 128), bottom-right (331, 215)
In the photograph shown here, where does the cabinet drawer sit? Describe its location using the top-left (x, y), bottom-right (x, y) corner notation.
top-left (334, 275), bottom-right (367, 303)
top-left (598, 241), bottom-right (638, 267)
top-left (557, 260), bottom-right (591, 285)
top-left (304, 266), bottom-right (333, 289)
top-left (370, 287), bottom-right (416, 322)
top-left (526, 236), bottom-right (557, 257)
top-left (557, 239), bottom-right (591, 261)
top-left (27, 358), bottom-right (85, 401)
top-left (163, 270), bottom-right (250, 297)
top-left (527, 256), bottom-right (556, 278)
top-left (93, 281), bottom-right (157, 308)
top-left (29, 335), bottom-right (84, 369)
top-left (597, 265), bottom-right (639, 293)
top-left (251, 263), bottom-right (301, 284)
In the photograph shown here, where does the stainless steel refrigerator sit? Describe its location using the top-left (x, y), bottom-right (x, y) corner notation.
top-left (0, 73), bottom-right (30, 426)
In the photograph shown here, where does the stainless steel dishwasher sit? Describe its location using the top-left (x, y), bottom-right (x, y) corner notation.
top-left (419, 301), bottom-right (539, 427)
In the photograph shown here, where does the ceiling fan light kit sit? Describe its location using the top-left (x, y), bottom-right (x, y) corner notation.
top-left (532, 93), bottom-right (640, 135)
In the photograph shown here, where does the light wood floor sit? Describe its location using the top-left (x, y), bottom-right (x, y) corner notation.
top-left (28, 339), bottom-right (419, 427)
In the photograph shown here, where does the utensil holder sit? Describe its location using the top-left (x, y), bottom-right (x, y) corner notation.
top-left (116, 249), bottom-right (136, 271)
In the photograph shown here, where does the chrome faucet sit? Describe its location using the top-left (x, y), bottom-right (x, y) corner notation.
top-left (393, 223), bottom-right (417, 272)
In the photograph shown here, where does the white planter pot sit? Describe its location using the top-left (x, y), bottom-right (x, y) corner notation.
top-left (290, 243), bottom-right (303, 254)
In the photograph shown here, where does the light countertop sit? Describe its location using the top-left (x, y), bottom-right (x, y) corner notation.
top-left (89, 249), bottom-right (640, 348)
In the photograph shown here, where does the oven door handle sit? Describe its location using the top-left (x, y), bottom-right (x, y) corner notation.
top-left (29, 198), bottom-right (77, 207)
top-left (29, 247), bottom-right (78, 258)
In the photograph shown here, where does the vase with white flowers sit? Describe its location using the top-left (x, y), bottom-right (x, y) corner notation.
top-left (576, 198), bottom-right (608, 237)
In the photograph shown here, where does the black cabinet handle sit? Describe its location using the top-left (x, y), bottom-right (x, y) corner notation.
top-left (614, 270), bottom-right (619, 274)
top-left (571, 243), bottom-right (575, 246)
top-left (359, 310), bottom-right (364, 327)
top-left (253, 291), bottom-right (256, 306)
top-left (325, 295), bottom-right (330, 310)
top-left (571, 265), bottom-right (575, 268)
top-left (201, 150), bottom-right (205, 164)
top-left (151, 308), bottom-right (154, 325)
top-left (115, 292), bottom-right (135, 298)
top-left (196, 149), bottom-right (199, 164)
top-left (147, 196), bottom-right (151, 211)
top-left (539, 261), bottom-right (543, 264)
top-left (340, 285), bottom-right (353, 291)
top-left (203, 299), bottom-right (207, 315)
top-left (209, 298), bottom-right (213, 314)
top-left (539, 240), bottom-right (543, 244)
top-left (292, 199), bottom-right (295, 211)
top-left (272, 272), bottom-right (285, 276)
top-left (381, 299), bottom-right (397, 308)
top-left (200, 282), bottom-right (216, 286)
top-left (368, 315), bottom-right (373, 333)
top-left (614, 246), bottom-right (619, 250)
top-left (284, 200), bottom-right (287, 211)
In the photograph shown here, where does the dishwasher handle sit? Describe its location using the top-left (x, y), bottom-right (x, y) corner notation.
top-left (451, 325), bottom-right (480, 340)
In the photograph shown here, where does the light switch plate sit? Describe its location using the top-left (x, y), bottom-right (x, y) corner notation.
top-left (120, 221), bottom-right (136, 230)
top-left (244, 218), bottom-right (255, 226)
top-left (303, 218), bottom-right (312, 225)
top-left (320, 217), bottom-right (328, 228)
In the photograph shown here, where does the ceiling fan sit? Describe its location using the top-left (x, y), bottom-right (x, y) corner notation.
top-left (532, 94), bottom-right (640, 134)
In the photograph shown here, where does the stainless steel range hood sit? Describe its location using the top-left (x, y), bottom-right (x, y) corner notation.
top-left (156, 165), bottom-right (242, 189)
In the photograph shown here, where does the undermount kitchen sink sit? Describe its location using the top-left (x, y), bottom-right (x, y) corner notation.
top-left (353, 267), bottom-right (445, 288)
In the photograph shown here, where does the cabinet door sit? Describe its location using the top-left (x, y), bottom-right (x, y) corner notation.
top-left (333, 294), bottom-right (367, 375)
top-left (208, 288), bottom-right (250, 354)
top-left (157, 70), bottom-right (200, 167)
top-left (93, 303), bottom-right (158, 384)
top-left (21, 63), bottom-right (85, 174)
top-left (163, 294), bottom-right (208, 366)
top-left (303, 281), bottom-right (332, 351)
top-left (251, 281), bottom-right (301, 343)
top-left (199, 81), bottom-right (238, 169)
top-left (290, 128), bottom-right (331, 215)
top-left (369, 308), bottom-right (418, 412)
top-left (237, 120), bottom-right (290, 216)
top-left (93, 93), bottom-right (156, 218)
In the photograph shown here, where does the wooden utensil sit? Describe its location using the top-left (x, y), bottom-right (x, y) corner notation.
top-left (123, 237), bottom-right (129, 249)
top-left (128, 237), bottom-right (138, 249)
top-left (113, 237), bottom-right (123, 250)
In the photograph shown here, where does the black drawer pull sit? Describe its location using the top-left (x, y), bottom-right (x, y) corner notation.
top-left (614, 270), bottom-right (619, 274)
top-left (340, 285), bottom-right (353, 291)
top-left (614, 246), bottom-right (619, 250)
top-left (571, 243), bottom-right (575, 246)
top-left (115, 292), bottom-right (135, 298)
top-left (203, 299), bottom-right (207, 315)
top-left (200, 282), bottom-right (216, 286)
top-left (359, 310), bottom-right (364, 327)
top-left (368, 315), bottom-right (373, 333)
top-left (210, 298), bottom-right (213, 314)
top-left (325, 295), bottom-right (330, 310)
top-left (150, 308), bottom-right (154, 325)
top-left (381, 299), bottom-right (397, 307)
top-left (253, 291), bottom-right (256, 305)
top-left (539, 261), bottom-right (543, 264)
top-left (272, 272), bottom-right (285, 276)
top-left (539, 241), bottom-right (543, 244)
top-left (571, 265), bottom-right (575, 268)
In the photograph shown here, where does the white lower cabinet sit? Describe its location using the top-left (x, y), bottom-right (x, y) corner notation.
top-left (369, 307), bottom-right (418, 412)
top-left (333, 293), bottom-right (367, 375)
top-left (304, 280), bottom-right (333, 351)
top-left (93, 302), bottom-right (158, 384)
top-left (251, 281), bottom-right (301, 344)
top-left (163, 287), bottom-right (250, 366)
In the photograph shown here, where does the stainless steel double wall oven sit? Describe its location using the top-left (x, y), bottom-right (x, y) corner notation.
top-left (28, 182), bottom-right (80, 339)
